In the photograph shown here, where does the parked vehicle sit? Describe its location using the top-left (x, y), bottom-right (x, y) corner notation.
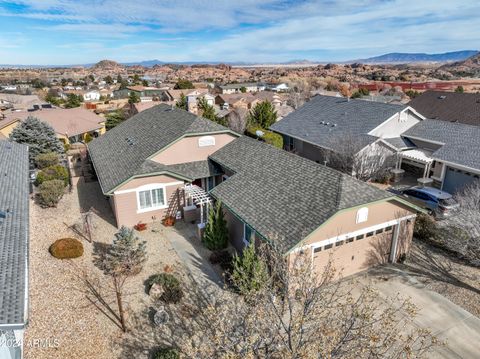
top-left (401, 186), bottom-right (459, 219)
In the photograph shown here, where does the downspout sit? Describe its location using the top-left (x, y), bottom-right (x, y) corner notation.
top-left (389, 220), bottom-right (401, 263)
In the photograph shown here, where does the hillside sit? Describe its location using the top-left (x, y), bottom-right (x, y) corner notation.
top-left (355, 50), bottom-right (478, 64)
top-left (439, 53), bottom-right (480, 76)
top-left (91, 59), bottom-right (124, 71)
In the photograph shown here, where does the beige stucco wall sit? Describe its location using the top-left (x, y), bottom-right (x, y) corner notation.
top-left (150, 133), bottom-right (236, 165)
top-left (0, 120), bottom-right (20, 138)
top-left (111, 174), bottom-right (185, 227)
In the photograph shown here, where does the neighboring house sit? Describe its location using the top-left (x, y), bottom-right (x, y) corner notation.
top-left (0, 94), bottom-right (46, 111)
top-left (267, 83), bottom-right (289, 92)
top-left (217, 83), bottom-right (266, 94)
top-left (186, 90), bottom-right (215, 114)
top-left (0, 108), bottom-right (106, 144)
top-left (399, 120), bottom-right (480, 193)
top-left (270, 95), bottom-right (423, 175)
top-left (89, 104), bottom-right (420, 278)
top-left (215, 93), bottom-right (257, 110)
top-left (408, 90), bottom-right (480, 126)
top-left (113, 86), bottom-right (166, 99)
top-left (0, 140), bottom-right (29, 359)
top-left (83, 90), bottom-right (101, 102)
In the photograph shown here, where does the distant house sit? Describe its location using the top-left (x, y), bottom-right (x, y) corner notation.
top-left (267, 83), bottom-right (289, 92)
top-left (186, 90), bottom-right (215, 114)
top-left (0, 93), bottom-right (46, 111)
top-left (88, 104), bottom-right (420, 279)
top-left (113, 86), bottom-right (166, 100)
top-left (215, 93), bottom-right (257, 110)
top-left (83, 90), bottom-right (101, 102)
top-left (0, 140), bottom-right (29, 359)
top-left (408, 90), bottom-right (480, 126)
top-left (0, 108), bottom-right (106, 144)
top-left (217, 82), bottom-right (265, 94)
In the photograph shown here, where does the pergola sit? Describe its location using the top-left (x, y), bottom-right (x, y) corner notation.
top-left (397, 148), bottom-right (434, 178)
top-left (184, 183), bottom-right (212, 224)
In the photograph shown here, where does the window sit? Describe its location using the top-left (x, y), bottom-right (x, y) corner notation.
top-left (313, 246), bottom-right (322, 253)
top-left (356, 234), bottom-right (364, 240)
top-left (366, 231), bottom-right (374, 237)
top-left (243, 223), bottom-right (254, 245)
top-left (336, 240), bottom-right (345, 247)
top-left (324, 244), bottom-right (333, 250)
top-left (385, 226), bottom-right (393, 232)
top-left (138, 187), bottom-right (165, 211)
top-left (375, 228), bottom-right (384, 235)
top-left (346, 237), bottom-right (354, 243)
top-left (356, 207), bottom-right (369, 223)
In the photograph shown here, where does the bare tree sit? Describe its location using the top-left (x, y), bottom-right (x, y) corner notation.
top-left (227, 107), bottom-right (248, 133)
top-left (286, 79), bottom-right (311, 109)
top-left (100, 226), bottom-right (147, 332)
top-left (138, 244), bottom-right (437, 358)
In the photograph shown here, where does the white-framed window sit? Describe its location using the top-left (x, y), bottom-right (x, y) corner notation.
top-left (356, 207), bottom-right (369, 224)
top-left (243, 223), bottom-right (254, 246)
top-left (137, 185), bottom-right (167, 213)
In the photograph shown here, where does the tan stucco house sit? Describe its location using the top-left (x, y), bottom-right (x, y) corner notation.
top-left (88, 104), bottom-right (421, 278)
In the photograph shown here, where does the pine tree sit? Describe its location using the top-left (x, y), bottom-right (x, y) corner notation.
top-left (198, 97), bottom-right (227, 126)
top-left (128, 91), bottom-right (140, 104)
top-left (202, 201), bottom-right (229, 250)
top-left (248, 100), bottom-right (278, 129)
top-left (176, 93), bottom-right (187, 110)
top-left (231, 242), bottom-right (268, 295)
top-left (102, 226), bottom-right (147, 332)
top-left (10, 116), bottom-right (64, 158)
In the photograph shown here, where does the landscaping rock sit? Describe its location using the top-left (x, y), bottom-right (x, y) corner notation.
top-left (149, 283), bottom-right (164, 299)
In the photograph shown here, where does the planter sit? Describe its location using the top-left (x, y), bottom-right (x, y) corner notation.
top-left (134, 222), bottom-right (147, 231)
top-left (163, 216), bottom-right (175, 227)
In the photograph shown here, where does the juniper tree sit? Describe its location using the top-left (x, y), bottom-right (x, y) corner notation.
top-left (248, 100), bottom-right (278, 128)
top-left (175, 93), bottom-right (187, 110)
top-left (9, 116), bottom-right (64, 158)
top-left (231, 241), bottom-right (268, 295)
top-left (202, 201), bottom-right (229, 250)
top-left (101, 226), bottom-right (147, 332)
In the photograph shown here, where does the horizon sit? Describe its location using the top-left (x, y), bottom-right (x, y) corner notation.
top-left (0, 1), bottom-right (479, 65)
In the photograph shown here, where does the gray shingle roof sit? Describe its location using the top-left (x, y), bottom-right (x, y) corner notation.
top-left (408, 91), bottom-right (480, 126)
top-left (383, 137), bottom-right (416, 150)
top-left (403, 119), bottom-right (480, 170)
top-left (0, 140), bottom-right (29, 327)
top-left (270, 95), bottom-right (405, 152)
top-left (209, 136), bottom-right (392, 253)
top-left (88, 104), bottom-right (231, 194)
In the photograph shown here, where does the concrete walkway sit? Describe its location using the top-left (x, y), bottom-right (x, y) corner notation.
top-left (165, 223), bottom-right (223, 297)
top-left (362, 267), bottom-right (480, 359)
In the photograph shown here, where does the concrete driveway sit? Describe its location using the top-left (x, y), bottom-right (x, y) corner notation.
top-left (359, 267), bottom-right (480, 359)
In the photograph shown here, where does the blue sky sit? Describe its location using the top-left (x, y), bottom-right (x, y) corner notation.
top-left (0, 0), bottom-right (479, 65)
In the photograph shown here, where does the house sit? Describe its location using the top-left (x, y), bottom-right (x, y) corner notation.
top-left (185, 90), bottom-right (215, 114)
top-left (408, 90), bottom-right (480, 126)
top-left (83, 90), bottom-right (101, 102)
top-left (0, 94), bottom-right (46, 111)
top-left (0, 108), bottom-right (106, 144)
top-left (217, 83), bottom-right (266, 94)
top-left (270, 95), bottom-right (423, 174)
top-left (215, 93), bottom-right (257, 110)
top-left (88, 104), bottom-right (420, 278)
top-left (0, 140), bottom-right (29, 359)
top-left (267, 83), bottom-right (289, 92)
top-left (113, 86), bottom-right (166, 100)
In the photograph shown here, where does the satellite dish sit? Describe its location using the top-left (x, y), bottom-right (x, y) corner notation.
top-left (255, 130), bottom-right (265, 137)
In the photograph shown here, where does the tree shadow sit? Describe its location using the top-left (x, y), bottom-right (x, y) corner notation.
top-left (92, 240), bottom-right (112, 272)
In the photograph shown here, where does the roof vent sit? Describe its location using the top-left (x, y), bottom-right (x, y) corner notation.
top-left (331, 123), bottom-right (337, 127)
top-left (126, 137), bottom-right (135, 146)
top-left (438, 95), bottom-right (446, 99)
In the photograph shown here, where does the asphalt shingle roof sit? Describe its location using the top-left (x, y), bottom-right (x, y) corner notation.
top-left (383, 137), bottom-right (416, 150)
top-left (209, 136), bottom-right (392, 253)
top-left (0, 140), bottom-right (29, 327)
top-left (270, 95), bottom-right (405, 152)
top-left (88, 104), bottom-right (230, 193)
top-left (403, 119), bottom-right (480, 170)
top-left (408, 91), bottom-right (480, 126)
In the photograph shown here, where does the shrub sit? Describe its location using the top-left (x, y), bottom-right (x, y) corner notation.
top-left (84, 133), bottom-right (93, 143)
top-left (413, 214), bottom-right (438, 241)
top-left (37, 179), bottom-right (65, 207)
top-left (151, 347), bottom-right (180, 359)
top-left (147, 273), bottom-right (183, 304)
top-left (203, 201), bottom-right (228, 250)
top-left (245, 126), bottom-right (283, 148)
top-left (49, 238), bottom-right (84, 259)
top-left (35, 165), bottom-right (69, 186)
top-left (35, 152), bottom-right (59, 169)
top-left (231, 242), bottom-right (268, 295)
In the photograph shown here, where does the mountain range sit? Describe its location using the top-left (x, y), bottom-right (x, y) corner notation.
top-left (354, 50), bottom-right (479, 64)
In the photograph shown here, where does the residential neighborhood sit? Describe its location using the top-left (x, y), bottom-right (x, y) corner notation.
top-left (1, 2), bottom-right (480, 359)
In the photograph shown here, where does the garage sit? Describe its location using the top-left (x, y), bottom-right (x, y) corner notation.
top-left (312, 226), bottom-right (394, 278)
top-left (442, 166), bottom-right (479, 194)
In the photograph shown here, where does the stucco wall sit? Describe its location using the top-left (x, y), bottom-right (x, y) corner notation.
top-left (111, 174), bottom-right (185, 227)
top-left (151, 133), bottom-right (236, 165)
top-left (369, 110), bottom-right (421, 139)
top-left (224, 207), bottom-right (245, 252)
top-left (0, 120), bottom-right (20, 138)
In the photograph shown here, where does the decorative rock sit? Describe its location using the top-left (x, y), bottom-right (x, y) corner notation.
top-left (149, 283), bottom-right (164, 299)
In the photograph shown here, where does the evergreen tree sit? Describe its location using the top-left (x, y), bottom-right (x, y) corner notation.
top-left (128, 91), bottom-right (141, 104)
top-left (175, 93), bottom-right (187, 110)
top-left (105, 110), bottom-right (126, 130)
top-left (102, 226), bottom-right (147, 332)
top-left (104, 75), bottom-right (114, 85)
top-left (248, 100), bottom-right (278, 129)
top-left (10, 116), bottom-right (64, 157)
top-left (198, 97), bottom-right (226, 126)
top-left (64, 93), bottom-right (83, 108)
top-left (174, 79), bottom-right (195, 89)
top-left (231, 242), bottom-right (268, 295)
top-left (202, 201), bottom-right (229, 250)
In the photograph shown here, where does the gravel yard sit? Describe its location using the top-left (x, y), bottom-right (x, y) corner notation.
top-left (402, 240), bottom-right (480, 318)
top-left (25, 178), bottom-right (187, 359)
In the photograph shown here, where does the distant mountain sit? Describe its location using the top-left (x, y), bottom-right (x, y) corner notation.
top-left (354, 50), bottom-right (479, 64)
top-left (438, 53), bottom-right (480, 75)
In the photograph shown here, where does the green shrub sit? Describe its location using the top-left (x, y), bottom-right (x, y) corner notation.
top-left (203, 201), bottom-right (228, 250)
top-left (35, 165), bottom-right (69, 186)
top-left (35, 152), bottom-right (59, 169)
top-left (37, 179), bottom-right (65, 207)
top-left (413, 214), bottom-right (438, 241)
top-left (231, 242), bottom-right (268, 295)
top-left (84, 133), bottom-right (93, 143)
top-left (245, 126), bottom-right (283, 148)
top-left (147, 273), bottom-right (183, 304)
top-left (151, 347), bottom-right (180, 359)
top-left (49, 238), bottom-right (84, 259)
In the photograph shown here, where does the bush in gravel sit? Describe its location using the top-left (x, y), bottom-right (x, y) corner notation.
top-left (35, 152), bottom-right (59, 169)
top-left (147, 273), bottom-right (183, 304)
top-left (49, 238), bottom-right (84, 259)
top-left (413, 213), bottom-right (438, 241)
top-left (35, 165), bottom-right (69, 186)
top-left (151, 347), bottom-right (180, 359)
top-left (37, 179), bottom-right (65, 207)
